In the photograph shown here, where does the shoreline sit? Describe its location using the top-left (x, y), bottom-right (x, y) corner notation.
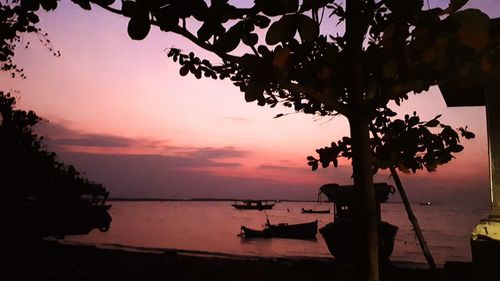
top-left (11, 240), bottom-right (481, 281)
top-left (60, 240), bottom-right (430, 268)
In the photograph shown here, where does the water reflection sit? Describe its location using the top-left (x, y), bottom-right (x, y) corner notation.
top-left (66, 201), bottom-right (488, 266)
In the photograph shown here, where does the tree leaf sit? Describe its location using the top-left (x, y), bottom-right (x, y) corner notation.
top-left (127, 17), bottom-right (151, 40)
top-left (297, 14), bottom-right (319, 42)
top-left (256, 0), bottom-right (298, 17)
top-left (265, 15), bottom-right (296, 45)
top-left (242, 33), bottom-right (258, 46)
top-left (299, 0), bottom-right (329, 12)
top-left (456, 10), bottom-right (491, 50)
top-left (197, 22), bottom-right (214, 42)
top-left (463, 131), bottom-right (475, 139)
top-left (312, 162), bottom-right (318, 171)
top-left (272, 47), bottom-right (291, 68)
top-left (425, 119), bottom-right (440, 127)
top-left (179, 65), bottom-right (190, 76)
top-left (458, 26), bottom-right (489, 50)
top-left (215, 24), bottom-right (242, 52)
top-left (72, 0), bottom-right (91, 10)
top-left (384, 0), bottom-right (423, 17)
top-left (441, 0), bottom-right (468, 15)
top-left (244, 81), bottom-right (264, 102)
top-left (90, 0), bottom-right (115, 6)
top-left (450, 144), bottom-right (464, 153)
top-left (41, 0), bottom-right (58, 10)
top-left (254, 15), bottom-right (271, 28)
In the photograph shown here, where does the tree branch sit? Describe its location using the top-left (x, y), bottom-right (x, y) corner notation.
top-left (94, 3), bottom-right (243, 63)
top-left (93, 3), bottom-right (345, 116)
top-left (278, 80), bottom-right (348, 116)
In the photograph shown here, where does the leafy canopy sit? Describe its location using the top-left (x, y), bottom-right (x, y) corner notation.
top-left (0, 0), bottom-right (59, 78)
top-left (4, 0), bottom-right (495, 179)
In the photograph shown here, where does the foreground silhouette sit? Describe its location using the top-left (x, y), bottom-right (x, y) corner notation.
top-left (15, 240), bottom-right (488, 281)
top-left (1, 92), bottom-right (111, 252)
top-left (3, 1), bottom-right (500, 280)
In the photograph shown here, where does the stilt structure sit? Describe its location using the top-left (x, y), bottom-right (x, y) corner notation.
top-left (439, 71), bottom-right (500, 267)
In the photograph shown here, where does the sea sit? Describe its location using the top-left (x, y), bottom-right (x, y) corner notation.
top-left (65, 201), bottom-right (489, 267)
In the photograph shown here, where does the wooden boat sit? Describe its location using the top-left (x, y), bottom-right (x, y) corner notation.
top-left (320, 220), bottom-right (398, 263)
top-left (11, 181), bottom-right (112, 242)
top-left (240, 220), bottom-right (318, 239)
top-left (318, 183), bottom-right (398, 263)
top-left (301, 208), bottom-right (330, 214)
top-left (232, 200), bottom-right (275, 210)
top-left (41, 183), bottom-right (112, 237)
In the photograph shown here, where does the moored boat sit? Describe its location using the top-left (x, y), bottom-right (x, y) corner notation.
top-left (240, 220), bottom-right (318, 239)
top-left (232, 200), bottom-right (275, 210)
top-left (318, 183), bottom-right (398, 263)
top-left (301, 208), bottom-right (330, 214)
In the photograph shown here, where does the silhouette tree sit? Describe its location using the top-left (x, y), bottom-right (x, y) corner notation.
top-left (5, 0), bottom-right (500, 280)
top-left (308, 108), bottom-right (475, 268)
top-left (1, 2), bottom-right (110, 243)
top-left (1, 91), bottom-right (111, 241)
top-left (0, 0), bottom-right (59, 78)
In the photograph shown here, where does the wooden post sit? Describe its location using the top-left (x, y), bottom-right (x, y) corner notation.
top-left (389, 166), bottom-right (437, 269)
top-left (486, 78), bottom-right (500, 219)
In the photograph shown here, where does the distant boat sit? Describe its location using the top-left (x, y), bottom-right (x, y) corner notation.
top-left (301, 208), bottom-right (330, 214)
top-left (231, 200), bottom-right (275, 210)
top-left (240, 220), bottom-right (318, 239)
top-left (420, 201), bottom-right (432, 206)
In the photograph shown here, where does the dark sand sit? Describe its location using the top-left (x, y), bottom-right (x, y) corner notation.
top-left (7, 241), bottom-right (481, 281)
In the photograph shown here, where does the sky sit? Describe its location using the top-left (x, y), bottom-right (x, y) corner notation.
top-left (1, 0), bottom-right (498, 205)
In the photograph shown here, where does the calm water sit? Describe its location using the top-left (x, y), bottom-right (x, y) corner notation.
top-left (66, 201), bottom-right (489, 266)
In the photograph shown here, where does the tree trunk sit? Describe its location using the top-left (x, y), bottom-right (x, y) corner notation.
top-left (349, 115), bottom-right (379, 281)
top-left (345, 0), bottom-right (379, 280)
top-left (389, 166), bottom-right (436, 269)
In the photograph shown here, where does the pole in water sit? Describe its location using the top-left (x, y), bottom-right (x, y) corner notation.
top-left (263, 210), bottom-right (270, 226)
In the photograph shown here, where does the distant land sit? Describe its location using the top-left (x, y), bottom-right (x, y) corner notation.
top-left (108, 198), bottom-right (421, 204)
top-left (109, 198), bottom-right (320, 203)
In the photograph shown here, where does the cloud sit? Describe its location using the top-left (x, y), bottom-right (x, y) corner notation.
top-left (32, 120), bottom-right (491, 205)
top-left (57, 152), bottom-right (315, 200)
top-left (35, 121), bottom-right (247, 165)
top-left (36, 121), bottom-right (173, 151)
top-left (181, 146), bottom-right (247, 159)
top-left (258, 164), bottom-right (293, 170)
top-left (50, 134), bottom-right (137, 147)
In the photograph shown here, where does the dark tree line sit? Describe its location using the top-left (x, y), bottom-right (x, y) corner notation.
top-left (1, 91), bottom-right (110, 241)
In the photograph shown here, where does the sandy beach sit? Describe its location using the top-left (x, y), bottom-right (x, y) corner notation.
top-left (7, 240), bottom-right (482, 281)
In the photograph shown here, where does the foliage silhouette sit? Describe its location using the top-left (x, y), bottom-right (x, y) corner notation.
top-left (308, 109), bottom-right (475, 175)
top-left (1, 91), bottom-right (111, 242)
top-left (0, 0), bottom-right (59, 78)
top-left (4, 0), bottom-right (500, 280)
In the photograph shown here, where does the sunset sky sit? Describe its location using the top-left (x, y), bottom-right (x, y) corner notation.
top-left (1, 0), bottom-right (498, 205)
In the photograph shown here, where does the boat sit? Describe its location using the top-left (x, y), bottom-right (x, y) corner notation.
top-left (13, 182), bottom-right (113, 241)
top-left (232, 200), bottom-right (275, 210)
top-left (318, 183), bottom-right (398, 263)
top-left (419, 201), bottom-right (432, 206)
top-left (301, 208), bottom-right (330, 214)
top-left (41, 183), bottom-right (112, 237)
top-left (240, 220), bottom-right (318, 239)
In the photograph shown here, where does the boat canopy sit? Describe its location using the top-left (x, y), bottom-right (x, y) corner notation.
top-left (319, 183), bottom-right (395, 204)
